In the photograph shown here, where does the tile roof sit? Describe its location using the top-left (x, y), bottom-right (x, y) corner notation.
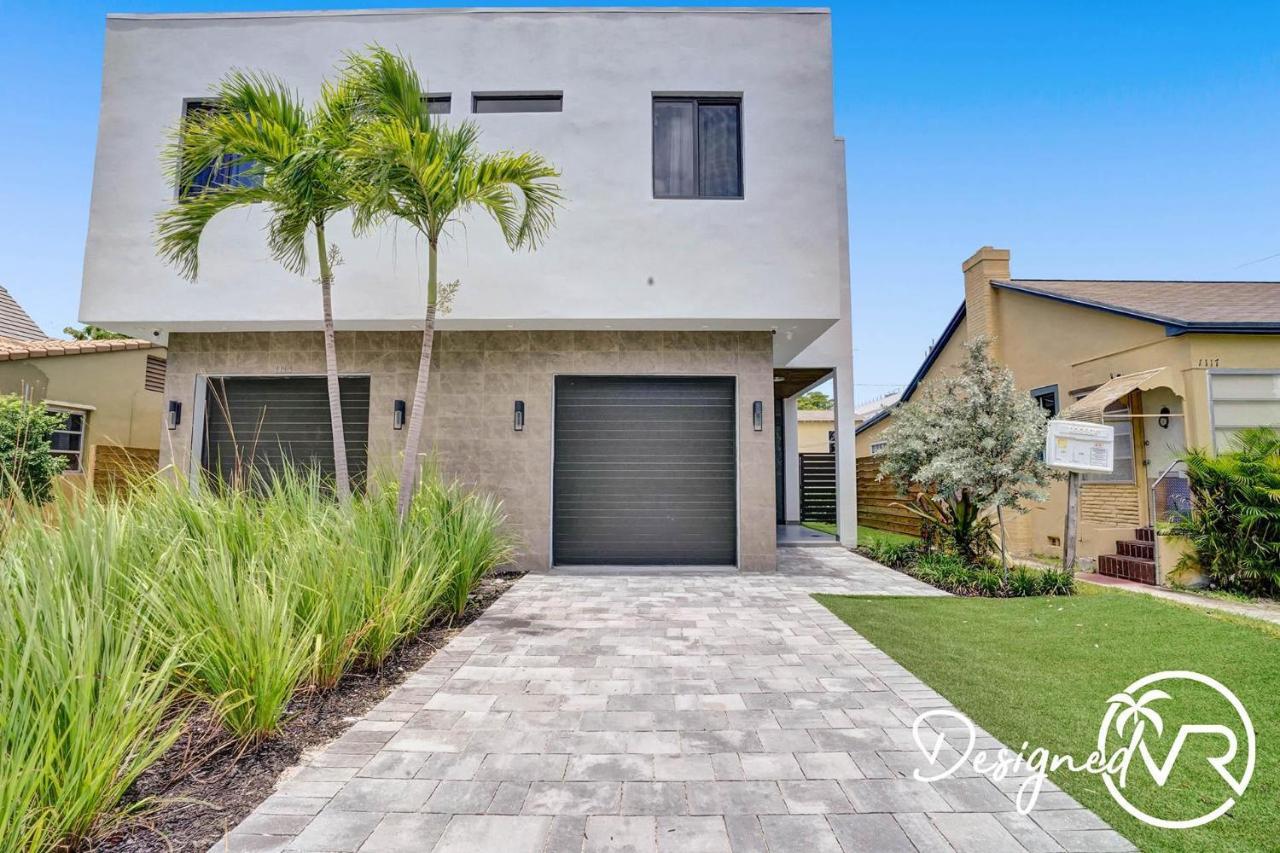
top-left (994, 279), bottom-right (1280, 331)
top-left (0, 336), bottom-right (157, 361)
top-left (0, 285), bottom-right (46, 340)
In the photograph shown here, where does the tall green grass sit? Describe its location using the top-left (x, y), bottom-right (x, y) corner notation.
top-left (0, 467), bottom-right (512, 850)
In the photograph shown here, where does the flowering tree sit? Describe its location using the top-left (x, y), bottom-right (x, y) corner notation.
top-left (878, 337), bottom-right (1057, 573)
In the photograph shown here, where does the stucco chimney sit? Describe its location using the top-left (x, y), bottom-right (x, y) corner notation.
top-left (962, 246), bottom-right (1010, 350)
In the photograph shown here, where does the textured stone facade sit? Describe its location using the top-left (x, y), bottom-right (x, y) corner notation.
top-left (162, 330), bottom-right (776, 572)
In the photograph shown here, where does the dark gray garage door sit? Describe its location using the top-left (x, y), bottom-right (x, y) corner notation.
top-left (553, 376), bottom-right (737, 566)
top-left (202, 376), bottom-right (370, 488)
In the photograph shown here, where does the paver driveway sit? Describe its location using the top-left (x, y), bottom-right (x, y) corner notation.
top-left (216, 548), bottom-right (1132, 853)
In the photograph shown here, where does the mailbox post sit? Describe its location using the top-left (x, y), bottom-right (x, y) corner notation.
top-left (1045, 420), bottom-right (1115, 571)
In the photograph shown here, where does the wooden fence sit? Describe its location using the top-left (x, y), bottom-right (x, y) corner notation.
top-left (855, 455), bottom-right (922, 537)
top-left (799, 453), bottom-right (837, 523)
top-left (88, 445), bottom-right (160, 498)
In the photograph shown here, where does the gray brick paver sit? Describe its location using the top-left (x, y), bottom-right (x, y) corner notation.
top-left (212, 550), bottom-right (1130, 853)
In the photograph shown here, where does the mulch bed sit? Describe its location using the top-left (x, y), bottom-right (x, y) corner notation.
top-left (91, 572), bottom-right (523, 852)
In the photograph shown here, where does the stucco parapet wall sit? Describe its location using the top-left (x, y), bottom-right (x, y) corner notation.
top-left (107, 7), bottom-right (831, 20)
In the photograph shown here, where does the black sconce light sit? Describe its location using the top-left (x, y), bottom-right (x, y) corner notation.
top-left (752, 401), bottom-right (764, 432)
top-left (514, 400), bottom-right (525, 432)
top-left (393, 400), bottom-right (406, 430)
top-left (166, 401), bottom-right (181, 430)
top-left (1158, 406), bottom-right (1171, 430)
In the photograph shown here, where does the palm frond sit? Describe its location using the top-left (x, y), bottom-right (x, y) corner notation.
top-left (154, 184), bottom-right (273, 281)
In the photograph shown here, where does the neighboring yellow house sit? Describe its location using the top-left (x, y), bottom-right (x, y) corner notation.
top-left (796, 409), bottom-right (835, 453)
top-left (856, 247), bottom-right (1280, 583)
top-left (0, 285), bottom-right (166, 493)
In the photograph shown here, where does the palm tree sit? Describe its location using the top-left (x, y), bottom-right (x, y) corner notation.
top-left (341, 47), bottom-right (563, 519)
top-left (1107, 688), bottom-right (1170, 788)
top-left (155, 70), bottom-right (360, 501)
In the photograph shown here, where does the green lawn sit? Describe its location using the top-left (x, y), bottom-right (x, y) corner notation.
top-left (816, 586), bottom-right (1279, 852)
top-left (800, 522), bottom-right (918, 547)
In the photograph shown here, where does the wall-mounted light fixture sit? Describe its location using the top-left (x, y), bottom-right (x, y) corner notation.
top-left (514, 400), bottom-right (525, 432)
top-left (166, 401), bottom-right (182, 430)
top-left (393, 400), bottom-right (406, 430)
top-left (752, 401), bottom-right (764, 432)
top-left (1158, 406), bottom-right (1171, 430)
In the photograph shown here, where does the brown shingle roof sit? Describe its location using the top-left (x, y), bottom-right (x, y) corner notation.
top-left (994, 279), bottom-right (1280, 330)
top-left (0, 337), bottom-right (156, 362)
top-left (0, 285), bottom-right (46, 340)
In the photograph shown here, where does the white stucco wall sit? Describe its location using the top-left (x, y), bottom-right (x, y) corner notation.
top-left (80, 7), bottom-right (844, 363)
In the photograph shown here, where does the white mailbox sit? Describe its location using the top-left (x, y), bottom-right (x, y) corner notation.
top-left (1046, 420), bottom-right (1115, 474)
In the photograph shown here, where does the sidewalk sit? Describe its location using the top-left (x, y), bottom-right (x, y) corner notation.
top-left (1080, 573), bottom-right (1280, 626)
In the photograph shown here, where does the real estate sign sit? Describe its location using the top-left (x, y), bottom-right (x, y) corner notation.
top-left (1046, 420), bottom-right (1115, 474)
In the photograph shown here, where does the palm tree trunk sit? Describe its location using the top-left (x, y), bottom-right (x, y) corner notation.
top-left (315, 221), bottom-right (351, 503)
top-left (396, 240), bottom-right (439, 521)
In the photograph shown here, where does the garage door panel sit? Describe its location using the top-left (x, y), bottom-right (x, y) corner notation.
top-left (203, 376), bottom-right (370, 488)
top-left (553, 375), bottom-right (736, 566)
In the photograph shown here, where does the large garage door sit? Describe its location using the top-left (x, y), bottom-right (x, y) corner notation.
top-left (553, 376), bottom-right (736, 566)
top-left (202, 376), bottom-right (370, 487)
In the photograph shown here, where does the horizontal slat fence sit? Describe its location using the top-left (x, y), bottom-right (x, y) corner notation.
top-left (799, 453), bottom-right (837, 523)
top-left (855, 455), bottom-right (922, 536)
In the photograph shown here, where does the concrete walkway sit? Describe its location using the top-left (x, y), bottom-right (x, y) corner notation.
top-left (216, 550), bottom-right (1131, 853)
top-left (1081, 573), bottom-right (1280, 626)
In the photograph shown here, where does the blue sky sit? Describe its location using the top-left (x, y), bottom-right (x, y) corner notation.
top-left (2, 1), bottom-right (1278, 403)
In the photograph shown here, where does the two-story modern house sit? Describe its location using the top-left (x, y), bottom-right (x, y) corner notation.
top-left (79, 7), bottom-right (855, 572)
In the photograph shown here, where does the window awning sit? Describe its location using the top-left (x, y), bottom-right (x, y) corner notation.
top-left (1060, 367), bottom-right (1168, 421)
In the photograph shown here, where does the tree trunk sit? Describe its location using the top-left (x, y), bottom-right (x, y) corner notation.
top-left (316, 221), bottom-right (351, 504)
top-left (997, 504), bottom-right (1009, 580)
top-left (396, 240), bottom-right (439, 521)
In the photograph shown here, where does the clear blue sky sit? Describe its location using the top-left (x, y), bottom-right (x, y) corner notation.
top-left (3, 1), bottom-right (1278, 403)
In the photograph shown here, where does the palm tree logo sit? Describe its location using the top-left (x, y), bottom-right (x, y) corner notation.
top-left (1106, 688), bottom-right (1170, 788)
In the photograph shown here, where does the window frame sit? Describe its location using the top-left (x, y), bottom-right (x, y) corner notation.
top-left (471, 91), bottom-right (563, 114)
top-left (177, 97), bottom-right (263, 199)
top-left (1208, 368), bottom-right (1280, 452)
top-left (870, 441), bottom-right (887, 456)
top-left (1076, 397), bottom-right (1136, 484)
top-left (1030, 384), bottom-right (1059, 417)
top-left (652, 94), bottom-right (744, 201)
top-left (422, 93), bottom-right (452, 115)
top-left (47, 405), bottom-right (88, 474)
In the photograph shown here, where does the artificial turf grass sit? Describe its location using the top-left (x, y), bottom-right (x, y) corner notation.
top-left (799, 521), bottom-right (919, 548)
top-left (815, 585), bottom-right (1279, 853)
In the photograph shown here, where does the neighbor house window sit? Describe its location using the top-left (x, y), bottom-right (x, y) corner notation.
top-left (472, 92), bottom-right (563, 113)
top-left (181, 99), bottom-right (262, 196)
top-left (1080, 400), bottom-right (1134, 483)
top-left (48, 407), bottom-right (87, 473)
top-left (423, 94), bottom-right (452, 115)
top-left (870, 441), bottom-right (887, 456)
top-left (1208, 370), bottom-right (1280, 451)
top-left (653, 96), bottom-right (742, 199)
top-left (1031, 385), bottom-right (1059, 417)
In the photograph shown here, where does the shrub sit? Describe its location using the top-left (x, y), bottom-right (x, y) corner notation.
top-left (1038, 568), bottom-right (1077, 596)
top-left (973, 569), bottom-right (1004, 597)
top-left (1008, 568), bottom-right (1040, 597)
top-left (862, 538), bottom-right (921, 569)
top-left (1170, 428), bottom-right (1280, 596)
top-left (0, 395), bottom-right (67, 504)
top-left (0, 465), bottom-right (513, 847)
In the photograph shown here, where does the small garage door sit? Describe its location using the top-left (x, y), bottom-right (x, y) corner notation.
top-left (553, 376), bottom-right (737, 566)
top-left (202, 376), bottom-right (370, 487)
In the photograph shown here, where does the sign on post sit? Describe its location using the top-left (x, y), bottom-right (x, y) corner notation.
top-left (1046, 420), bottom-right (1115, 571)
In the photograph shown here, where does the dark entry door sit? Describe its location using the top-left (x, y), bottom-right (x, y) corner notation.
top-left (553, 376), bottom-right (737, 565)
top-left (202, 376), bottom-right (370, 487)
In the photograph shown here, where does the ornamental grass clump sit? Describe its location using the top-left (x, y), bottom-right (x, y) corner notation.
top-left (0, 464), bottom-right (511, 849)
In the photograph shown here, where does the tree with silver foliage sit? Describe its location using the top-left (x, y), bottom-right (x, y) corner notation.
top-left (877, 337), bottom-right (1058, 575)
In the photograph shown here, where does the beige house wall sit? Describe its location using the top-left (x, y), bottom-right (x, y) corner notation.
top-left (797, 418), bottom-right (834, 453)
top-left (163, 330), bottom-right (777, 573)
top-left (0, 348), bottom-right (165, 490)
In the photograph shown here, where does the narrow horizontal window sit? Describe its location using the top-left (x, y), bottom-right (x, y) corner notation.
top-left (472, 92), bottom-right (563, 114)
top-left (180, 99), bottom-right (263, 198)
top-left (422, 93), bottom-right (451, 115)
top-left (653, 96), bottom-right (742, 199)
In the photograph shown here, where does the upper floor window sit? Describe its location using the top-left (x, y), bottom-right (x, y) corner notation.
top-left (472, 92), bottom-right (563, 114)
top-left (653, 96), bottom-right (742, 199)
top-left (181, 99), bottom-right (262, 197)
top-left (47, 407), bottom-right (87, 473)
top-left (423, 94), bottom-right (452, 115)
